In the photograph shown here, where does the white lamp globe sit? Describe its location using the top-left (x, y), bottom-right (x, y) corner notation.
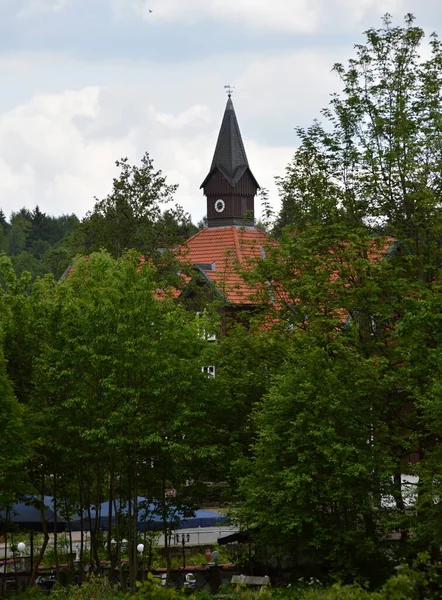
top-left (17, 542), bottom-right (26, 553)
top-left (137, 543), bottom-right (144, 553)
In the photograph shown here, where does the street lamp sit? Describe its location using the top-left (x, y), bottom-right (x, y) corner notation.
top-left (137, 543), bottom-right (145, 582)
top-left (17, 542), bottom-right (27, 554)
top-left (174, 533), bottom-right (190, 569)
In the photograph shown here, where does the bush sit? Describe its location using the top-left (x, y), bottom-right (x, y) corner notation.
top-left (13, 555), bottom-right (442, 600)
top-left (271, 554), bottom-right (442, 600)
top-left (134, 573), bottom-right (195, 600)
top-left (13, 588), bottom-right (47, 600)
top-left (195, 591), bottom-right (214, 600)
top-left (49, 576), bottom-right (128, 600)
top-left (208, 583), bottom-right (272, 600)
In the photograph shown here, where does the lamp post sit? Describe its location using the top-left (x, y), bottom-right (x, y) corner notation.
top-left (137, 544), bottom-right (145, 581)
top-left (174, 533), bottom-right (190, 569)
top-left (17, 542), bottom-right (27, 571)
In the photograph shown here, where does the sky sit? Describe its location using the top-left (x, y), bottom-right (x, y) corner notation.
top-left (0, 0), bottom-right (441, 225)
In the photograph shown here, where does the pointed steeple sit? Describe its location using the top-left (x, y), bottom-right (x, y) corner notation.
top-left (201, 96), bottom-right (259, 228)
top-left (201, 97), bottom-right (258, 189)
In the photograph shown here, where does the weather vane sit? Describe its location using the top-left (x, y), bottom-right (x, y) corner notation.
top-left (224, 85), bottom-right (235, 98)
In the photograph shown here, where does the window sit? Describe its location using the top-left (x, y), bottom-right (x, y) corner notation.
top-left (201, 365), bottom-right (215, 378)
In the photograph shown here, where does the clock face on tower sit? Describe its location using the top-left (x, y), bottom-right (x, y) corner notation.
top-left (214, 199), bottom-right (225, 213)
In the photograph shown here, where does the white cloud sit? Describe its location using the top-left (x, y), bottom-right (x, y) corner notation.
top-left (0, 84), bottom-right (216, 220)
top-left (155, 106), bottom-right (211, 131)
top-left (0, 80), bottom-right (294, 223)
top-left (114, 0), bottom-right (405, 33)
top-left (16, 0), bottom-right (70, 18)
top-left (0, 87), bottom-right (130, 218)
top-left (0, 43), bottom-right (347, 222)
top-left (237, 49), bottom-right (342, 121)
top-left (0, 34), bottom-right (348, 221)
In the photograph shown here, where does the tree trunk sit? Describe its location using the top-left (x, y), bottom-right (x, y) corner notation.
top-left (64, 499), bottom-right (74, 570)
top-left (78, 472), bottom-right (85, 583)
top-left (52, 478), bottom-right (59, 581)
top-left (393, 472), bottom-right (408, 547)
top-left (2, 513), bottom-right (9, 596)
top-left (131, 465), bottom-right (138, 594)
top-left (107, 466), bottom-right (114, 565)
top-left (29, 481), bottom-right (50, 588)
top-left (162, 478), bottom-right (171, 582)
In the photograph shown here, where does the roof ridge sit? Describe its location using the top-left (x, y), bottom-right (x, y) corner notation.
top-left (232, 226), bottom-right (244, 264)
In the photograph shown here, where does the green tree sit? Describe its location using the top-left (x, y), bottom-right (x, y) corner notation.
top-left (34, 251), bottom-right (218, 589)
top-left (240, 14), bottom-right (442, 582)
top-left (0, 250), bottom-right (223, 587)
top-left (238, 229), bottom-right (409, 582)
top-left (6, 210), bottom-right (32, 256)
top-left (275, 13), bottom-right (442, 281)
top-left (0, 208), bottom-right (79, 278)
top-left (240, 335), bottom-right (396, 583)
top-left (202, 319), bottom-right (283, 497)
top-left (72, 154), bottom-right (195, 259)
top-left (0, 341), bottom-right (28, 508)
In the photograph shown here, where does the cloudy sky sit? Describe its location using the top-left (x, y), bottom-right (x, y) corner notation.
top-left (0, 0), bottom-right (440, 224)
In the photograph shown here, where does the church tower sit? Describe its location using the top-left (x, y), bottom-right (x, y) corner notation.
top-left (175, 95), bottom-right (272, 307)
top-left (201, 95), bottom-right (259, 228)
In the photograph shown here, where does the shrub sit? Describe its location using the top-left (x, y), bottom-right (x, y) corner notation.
top-left (134, 573), bottom-right (195, 600)
top-left (13, 588), bottom-right (47, 600)
top-left (49, 575), bottom-right (128, 600)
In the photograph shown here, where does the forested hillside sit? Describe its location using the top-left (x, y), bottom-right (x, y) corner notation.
top-left (0, 207), bottom-right (79, 278)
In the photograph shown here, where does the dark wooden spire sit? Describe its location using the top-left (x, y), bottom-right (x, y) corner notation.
top-left (201, 97), bottom-right (259, 228)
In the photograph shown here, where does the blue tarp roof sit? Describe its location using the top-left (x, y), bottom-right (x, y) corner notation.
top-left (1, 497), bottom-right (227, 533)
top-left (78, 498), bottom-right (228, 531)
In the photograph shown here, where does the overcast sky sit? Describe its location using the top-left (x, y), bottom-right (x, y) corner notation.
top-left (0, 0), bottom-right (440, 224)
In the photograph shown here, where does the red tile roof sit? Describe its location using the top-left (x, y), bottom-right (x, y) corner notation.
top-left (176, 226), bottom-right (275, 304)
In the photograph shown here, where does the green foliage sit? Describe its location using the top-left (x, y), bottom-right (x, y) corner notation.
top-left (49, 576), bottom-right (128, 600)
top-left (13, 588), bottom-right (47, 600)
top-left (0, 207), bottom-right (79, 278)
top-left (240, 332), bottom-right (394, 580)
top-left (238, 13), bottom-right (442, 584)
top-left (0, 155), bottom-right (198, 280)
top-left (71, 153), bottom-right (197, 259)
top-left (194, 591), bottom-right (214, 600)
top-left (202, 320), bottom-right (282, 491)
top-left (0, 248), bottom-right (222, 583)
top-left (275, 13), bottom-right (442, 278)
top-left (0, 334), bottom-right (29, 506)
top-left (135, 573), bottom-right (194, 600)
top-left (10, 559), bottom-right (442, 600)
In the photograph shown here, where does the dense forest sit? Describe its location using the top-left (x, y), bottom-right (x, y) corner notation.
top-left (3, 14), bottom-right (442, 595)
top-left (0, 207), bottom-right (79, 278)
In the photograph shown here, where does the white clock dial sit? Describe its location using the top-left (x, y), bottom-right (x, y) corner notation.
top-left (214, 199), bottom-right (225, 213)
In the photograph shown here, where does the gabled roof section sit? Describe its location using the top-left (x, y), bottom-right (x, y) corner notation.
top-left (176, 226), bottom-right (275, 304)
top-left (201, 97), bottom-right (259, 189)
